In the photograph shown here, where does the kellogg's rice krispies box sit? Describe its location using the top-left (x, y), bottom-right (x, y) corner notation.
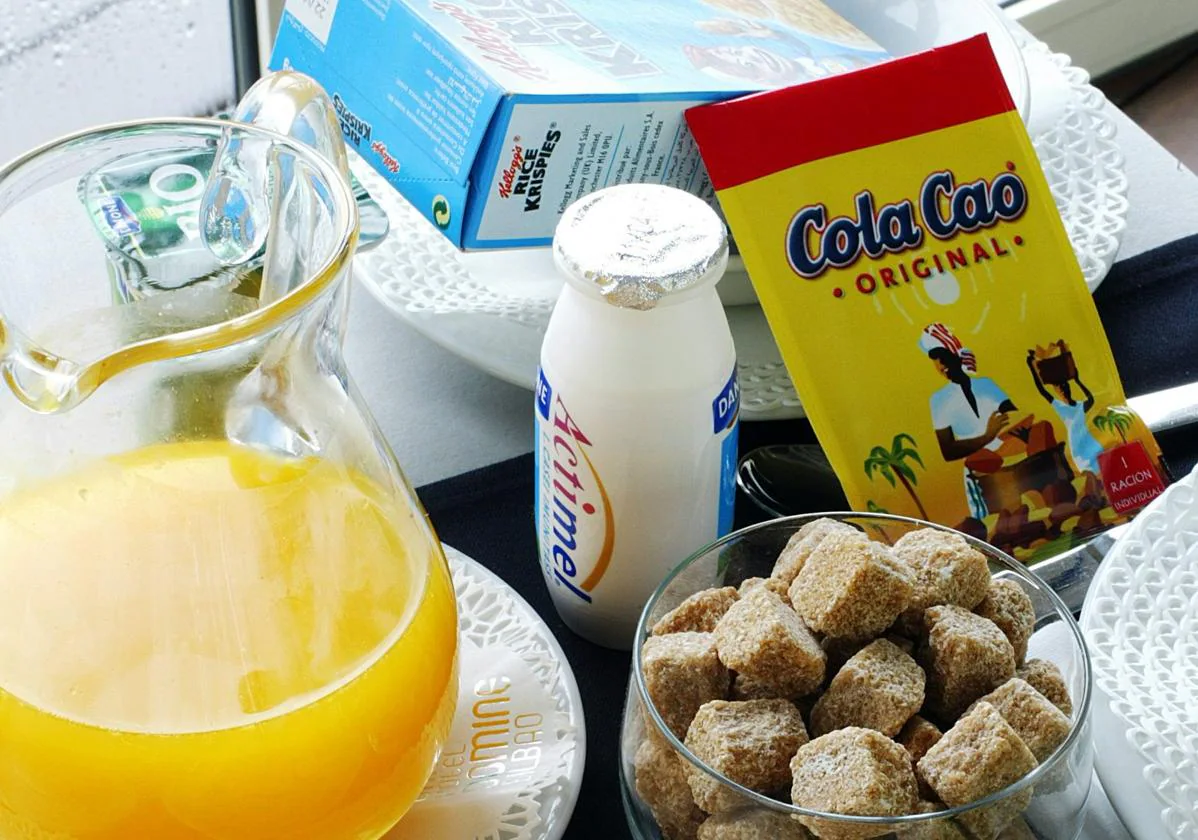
top-left (270, 0), bottom-right (887, 249)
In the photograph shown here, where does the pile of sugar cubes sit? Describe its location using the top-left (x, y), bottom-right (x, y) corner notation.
top-left (635, 520), bottom-right (1074, 840)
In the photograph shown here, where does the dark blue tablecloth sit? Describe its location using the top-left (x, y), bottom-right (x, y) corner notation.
top-left (417, 235), bottom-right (1198, 840)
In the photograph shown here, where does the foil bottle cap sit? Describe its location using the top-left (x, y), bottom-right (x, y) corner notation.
top-left (552, 184), bottom-right (729, 311)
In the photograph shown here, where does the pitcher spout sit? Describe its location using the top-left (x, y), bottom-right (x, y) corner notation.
top-left (0, 317), bottom-right (89, 414)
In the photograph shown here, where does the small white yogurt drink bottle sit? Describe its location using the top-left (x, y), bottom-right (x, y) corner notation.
top-left (534, 184), bottom-right (740, 650)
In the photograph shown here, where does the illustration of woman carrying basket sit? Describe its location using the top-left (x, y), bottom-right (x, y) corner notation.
top-left (1026, 341), bottom-right (1104, 475)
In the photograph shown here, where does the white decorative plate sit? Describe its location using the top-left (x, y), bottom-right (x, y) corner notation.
top-left (352, 25), bottom-right (1127, 421)
top-left (385, 546), bottom-right (586, 840)
top-left (1080, 469), bottom-right (1198, 840)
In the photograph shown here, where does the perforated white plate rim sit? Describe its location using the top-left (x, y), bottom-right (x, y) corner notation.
top-left (1080, 469), bottom-right (1198, 840)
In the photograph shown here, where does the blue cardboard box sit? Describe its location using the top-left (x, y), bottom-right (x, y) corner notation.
top-left (271, 0), bottom-right (885, 249)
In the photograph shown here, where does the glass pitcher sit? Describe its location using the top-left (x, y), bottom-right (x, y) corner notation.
top-left (0, 73), bottom-right (458, 839)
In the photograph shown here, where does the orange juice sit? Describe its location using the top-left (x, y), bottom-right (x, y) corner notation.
top-left (0, 441), bottom-right (458, 839)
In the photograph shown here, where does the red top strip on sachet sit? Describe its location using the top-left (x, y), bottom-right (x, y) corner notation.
top-left (686, 34), bottom-right (1017, 192)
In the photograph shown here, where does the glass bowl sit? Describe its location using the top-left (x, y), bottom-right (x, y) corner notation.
top-left (620, 513), bottom-right (1092, 840)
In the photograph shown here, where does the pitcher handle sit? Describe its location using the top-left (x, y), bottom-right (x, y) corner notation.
top-left (201, 70), bottom-right (354, 266)
top-left (230, 70), bottom-right (351, 180)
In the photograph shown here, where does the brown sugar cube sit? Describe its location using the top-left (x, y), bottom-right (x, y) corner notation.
top-left (739, 576), bottom-right (792, 606)
top-left (653, 587), bottom-right (740, 635)
top-left (975, 579), bottom-right (1036, 664)
top-left (643, 632), bottom-right (730, 740)
top-left (892, 529), bottom-right (991, 636)
top-left (895, 800), bottom-right (968, 840)
top-left (790, 530), bottom-right (914, 641)
top-left (790, 727), bottom-right (919, 840)
top-left (810, 639), bottom-right (925, 737)
top-left (771, 518), bottom-right (858, 585)
top-left (975, 678), bottom-right (1071, 762)
top-left (897, 715), bottom-right (943, 765)
top-left (635, 738), bottom-right (705, 840)
top-left (714, 589), bottom-right (825, 698)
top-left (920, 606), bottom-right (1016, 721)
top-left (697, 808), bottom-right (813, 839)
top-left (684, 699), bottom-right (809, 813)
top-left (1017, 659), bottom-right (1073, 717)
top-left (917, 702), bottom-right (1037, 840)
top-left (899, 723), bottom-right (943, 803)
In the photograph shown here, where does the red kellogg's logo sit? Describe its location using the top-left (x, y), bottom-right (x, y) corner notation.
top-left (495, 128), bottom-right (562, 212)
top-left (430, 1), bottom-right (548, 81)
top-left (371, 140), bottom-right (400, 174)
top-left (497, 141), bottom-right (524, 199)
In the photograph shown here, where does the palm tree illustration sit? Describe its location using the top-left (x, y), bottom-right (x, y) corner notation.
top-left (864, 434), bottom-right (929, 520)
top-left (1093, 408), bottom-right (1132, 444)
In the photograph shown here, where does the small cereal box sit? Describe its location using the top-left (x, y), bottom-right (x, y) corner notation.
top-left (271, 0), bottom-right (888, 249)
top-left (688, 35), bottom-right (1168, 562)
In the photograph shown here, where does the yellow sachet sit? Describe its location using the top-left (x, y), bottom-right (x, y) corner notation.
top-left (688, 35), bottom-right (1168, 562)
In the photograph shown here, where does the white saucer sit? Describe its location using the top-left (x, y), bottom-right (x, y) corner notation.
top-left (385, 546), bottom-right (586, 840)
top-left (352, 23), bottom-right (1126, 421)
top-left (1080, 469), bottom-right (1198, 840)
